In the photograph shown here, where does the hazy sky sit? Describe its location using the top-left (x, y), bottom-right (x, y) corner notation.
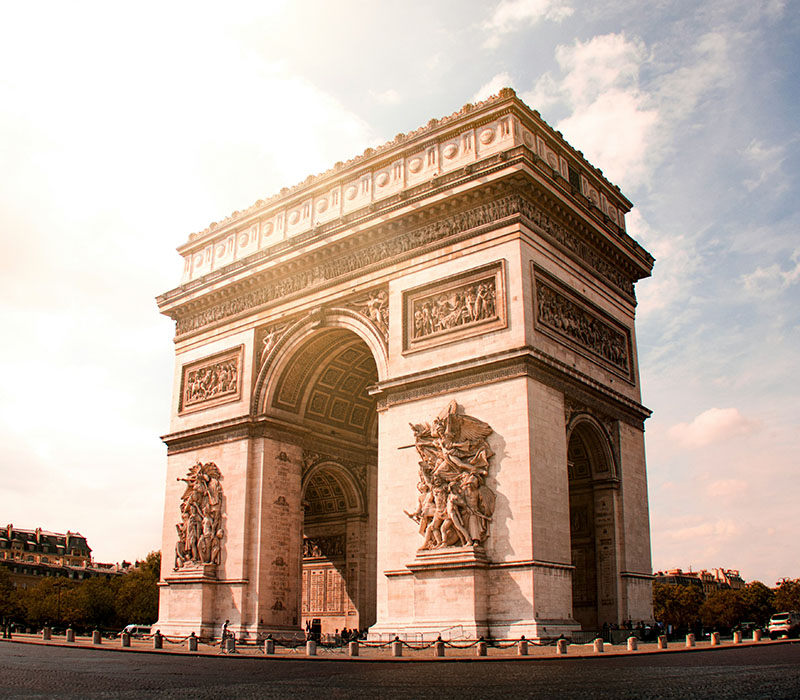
top-left (1, 0), bottom-right (797, 585)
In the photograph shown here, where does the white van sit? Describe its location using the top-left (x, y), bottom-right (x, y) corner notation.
top-left (120, 624), bottom-right (152, 638)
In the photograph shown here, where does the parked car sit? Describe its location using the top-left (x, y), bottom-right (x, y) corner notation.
top-left (119, 624), bottom-right (151, 638)
top-left (768, 612), bottom-right (800, 639)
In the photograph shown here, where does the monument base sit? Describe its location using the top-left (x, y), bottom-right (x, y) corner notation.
top-left (371, 547), bottom-right (581, 641)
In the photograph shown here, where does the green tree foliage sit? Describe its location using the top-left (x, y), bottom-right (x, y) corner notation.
top-left (653, 582), bottom-right (703, 629)
top-left (741, 581), bottom-right (775, 624)
top-left (115, 552), bottom-right (160, 625)
top-left (774, 578), bottom-right (800, 612)
top-left (5, 551), bottom-right (161, 631)
top-left (0, 566), bottom-right (21, 622)
top-left (700, 589), bottom-right (746, 630)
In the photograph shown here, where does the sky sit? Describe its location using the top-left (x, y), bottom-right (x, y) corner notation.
top-left (1, 0), bottom-right (797, 585)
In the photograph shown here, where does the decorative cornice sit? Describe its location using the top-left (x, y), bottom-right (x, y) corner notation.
top-left (179, 88), bottom-right (632, 250)
top-left (169, 185), bottom-right (643, 338)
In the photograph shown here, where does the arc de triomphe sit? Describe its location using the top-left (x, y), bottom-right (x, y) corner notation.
top-left (155, 88), bottom-right (655, 641)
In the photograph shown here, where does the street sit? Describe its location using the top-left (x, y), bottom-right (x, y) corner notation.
top-left (2, 639), bottom-right (799, 699)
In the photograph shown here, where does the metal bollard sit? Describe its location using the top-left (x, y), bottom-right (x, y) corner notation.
top-left (153, 631), bottom-right (163, 649)
top-left (391, 637), bottom-right (402, 657)
top-left (557, 638), bottom-right (568, 655)
top-left (518, 636), bottom-right (528, 656)
top-left (753, 629), bottom-right (762, 642)
top-left (264, 636), bottom-right (275, 655)
top-left (121, 632), bottom-right (131, 648)
top-left (42, 626), bottom-right (52, 641)
top-left (477, 637), bottom-right (487, 656)
top-left (733, 630), bottom-right (742, 644)
top-left (187, 632), bottom-right (197, 652)
top-left (306, 640), bottom-right (317, 656)
top-left (657, 635), bottom-right (668, 650)
top-left (348, 641), bottom-right (359, 657)
top-left (92, 629), bottom-right (102, 645)
top-left (685, 633), bottom-right (695, 648)
top-left (434, 638), bottom-right (445, 657)
top-left (627, 636), bottom-right (638, 651)
top-left (710, 631), bottom-right (720, 646)
top-left (593, 638), bottom-right (604, 653)
top-left (65, 628), bottom-right (74, 643)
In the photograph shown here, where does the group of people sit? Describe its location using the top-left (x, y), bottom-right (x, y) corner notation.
top-left (413, 281), bottom-right (497, 340)
top-left (536, 282), bottom-right (629, 371)
top-left (184, 360), bottom-right (238, 405)
top-left (406, 401), bottom-right (496, 550)
top-left (175, 462), bottom-right (224, 569)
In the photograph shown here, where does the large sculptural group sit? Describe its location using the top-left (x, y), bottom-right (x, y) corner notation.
top-left (174, 461), bottom-right (224, 569)
top-left (407, 401), bottom-right (496, 550)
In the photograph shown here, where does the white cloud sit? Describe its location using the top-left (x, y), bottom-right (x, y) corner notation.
top-left (522, 33), bottom-right (658, 185)
top-left (742, 139), bottom-right (787, 192)
top-left (370, 88), bottom-right (402, 105)
top-left (742, 249), bottom-right (800, 296)
top-left (667, 407), bottom-right (759, 449)
top-left (483, 0), bottom-right (574, 49)
top-left (663, 517), bottom-right (741, 543)
top-left (706, 478), bottom-right (749, 499)
top-left (473, 72), bottom-right (515, 102)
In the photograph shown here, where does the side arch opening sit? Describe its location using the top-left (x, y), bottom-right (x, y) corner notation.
top-left (567, 417), bottom-right (620, 632)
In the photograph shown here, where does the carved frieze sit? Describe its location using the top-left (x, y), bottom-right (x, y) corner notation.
top-left (303, 534), bottom-right (345, 559)
top-left (534, 270), bottom-right (632, 379)
top-left (404, 262), bottom-right (506, 353)
top-left (174, 461), bottom-right (224, 571)
top-left (174, 193), bottom-right (635, 336)
top-left (180, 346), bottom-right (243, 413)
top-left (405, 401), bottom-right (496, 550)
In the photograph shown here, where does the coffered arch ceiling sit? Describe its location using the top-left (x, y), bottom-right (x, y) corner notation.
top-left (271, 328), bottom-right (378, 441)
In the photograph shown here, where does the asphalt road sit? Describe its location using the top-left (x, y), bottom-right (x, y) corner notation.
top-left (2, 640), bottom-right (799, 699)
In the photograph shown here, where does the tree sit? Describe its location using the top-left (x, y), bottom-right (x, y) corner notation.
top-left (774, 579), bottom-right (800, 612)
top-left (0, 566), bottom-right (20, 622)
top-left (700, 589), bottom-right (746, 630)
top-left (115, 552), bottom-right (160, 624)
top-left (653, 582), bottom-right (703, 630)
top-left (741, 581), bottom-right (775, 625)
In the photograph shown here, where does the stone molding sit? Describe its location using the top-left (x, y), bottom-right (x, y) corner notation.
top-left (179, 346), bottom-right (243, 414)
top-left (302, 448), bottom-right (368, 501)
top-left (169, 184), bottom-right (644, 338)
top-left (250, 303), bottom-right (387, 418)
top-left (402, 261), bottom-right (506, 353)
top-left (374, 347), bottom-right (649, 428)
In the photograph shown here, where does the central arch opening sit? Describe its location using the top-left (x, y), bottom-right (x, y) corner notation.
top-left (266, 327), bottom-right (379, 638)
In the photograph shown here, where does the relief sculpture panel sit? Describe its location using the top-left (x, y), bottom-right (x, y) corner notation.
top-left (180, 346), bottom-right (243, 413)
top-left (403, 262), bottom-right (506, 353)
top-left (405, 401), bottom-right (496, 550)
top-left (534, 270), bottom-right (631, 378)
top-left (174, 461), bottom-right (224, 572)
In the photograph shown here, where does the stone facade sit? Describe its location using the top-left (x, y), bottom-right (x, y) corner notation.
top-left (155, 88), bottom-right (654, 641)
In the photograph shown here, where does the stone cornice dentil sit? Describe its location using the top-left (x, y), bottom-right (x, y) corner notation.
top-left (169, 88), bottom-right (649, 288)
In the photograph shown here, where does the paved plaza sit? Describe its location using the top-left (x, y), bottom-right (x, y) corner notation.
top-left (2, 636), bottom-right (799, 699)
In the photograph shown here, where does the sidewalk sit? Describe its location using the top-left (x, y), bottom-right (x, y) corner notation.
top-left (2, 633), bottom-right (794, 662)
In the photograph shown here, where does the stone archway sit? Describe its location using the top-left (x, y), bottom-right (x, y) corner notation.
top-left (567, 417), bottom-right (620, 631)
top-left (259, 324), bottom-right (379, 637)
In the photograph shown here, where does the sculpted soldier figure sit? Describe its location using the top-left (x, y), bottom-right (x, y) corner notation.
top-left (407, 401), bottom-right (496, 550)
top-left (174, 461), bottom-right (225, 569)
